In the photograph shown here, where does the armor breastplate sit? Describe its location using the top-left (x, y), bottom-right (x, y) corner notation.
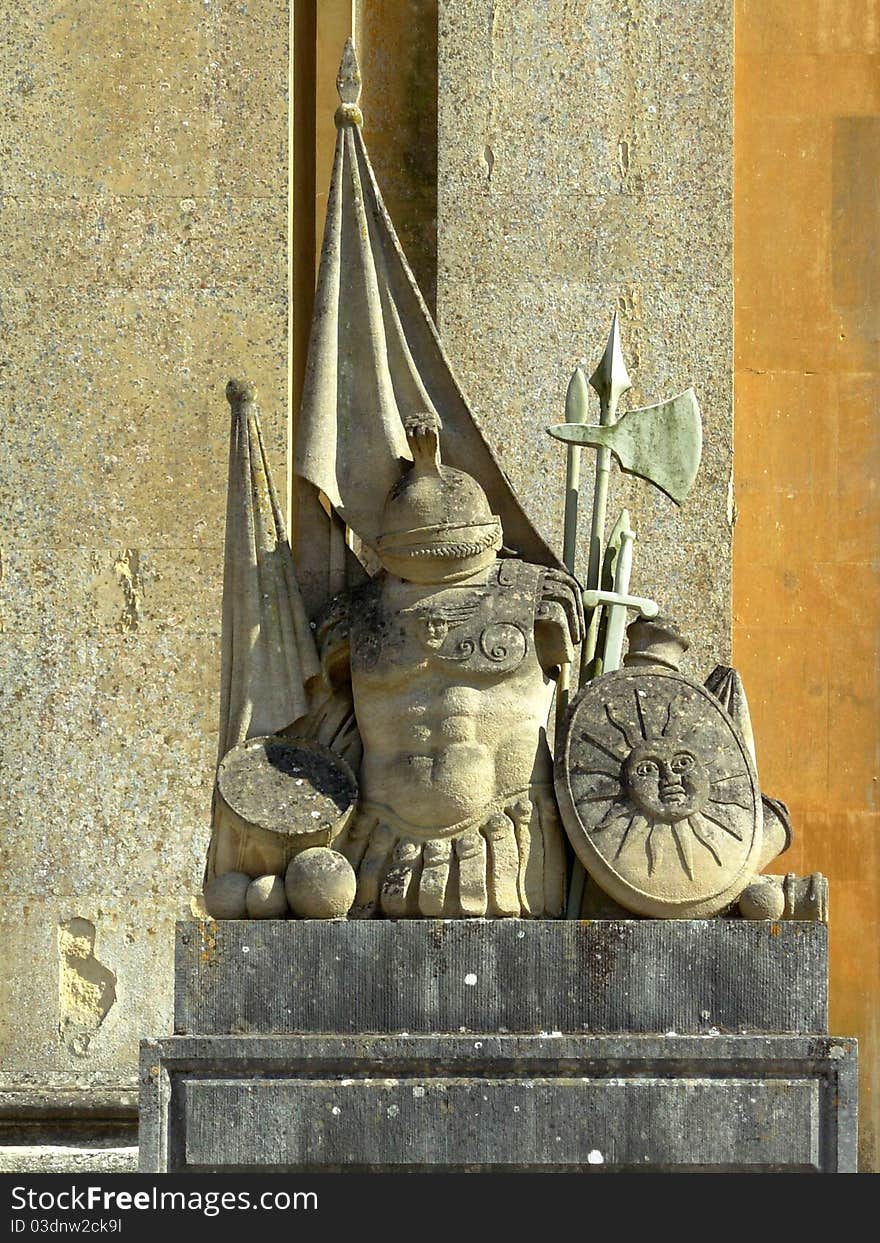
top-left (351, 560), bottom-right (544, 677)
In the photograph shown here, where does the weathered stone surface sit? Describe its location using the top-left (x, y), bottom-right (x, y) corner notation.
top-left (0, 899), bottom-right (185, 1087)
top-left (204, 873), bottom-right (251, 920)
top-left (245, 875), bottom-right (289, 920)
top-left (0, 1145), bottom-right (139, 1174)
top-left (436, 0), bottom-right (734, 676)
top-left (218, 740), bottom-right (356, 842)
top-left (139, 1032), bottom-right (858, 1172)
top-left (316, 416), bottom-right (579, 919)
top-left (556, 666), bottom-right (763, 916)
top-left (0, 1058), bottom-right (138, 1172)
top-left (214, 736), bottom-right (358, 879)
top-left (0, 0), bottom-right (288, 1120)
top-left (284, 849), bottom-right (356, 919)
top-left (739, 878), bottom-right (787, 921)
top-left (356, 1), bottom-right (439, 313)
top-left (174, 919), bottom-right (829, 1036)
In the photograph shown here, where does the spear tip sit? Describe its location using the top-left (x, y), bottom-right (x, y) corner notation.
top-left (607, 507), bottom-right (634, 545)
top-left (337, 37), bottom-right (362, 105)
top-left (589, 310), bottom-right (632, 411)
top-left (564, 364), bottom-right (590, 424)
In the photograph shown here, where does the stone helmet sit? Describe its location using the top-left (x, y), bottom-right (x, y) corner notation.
top-left (376, 412), bottom-right (503, 583)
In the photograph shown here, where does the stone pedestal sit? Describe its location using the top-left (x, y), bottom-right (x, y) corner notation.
top-left (140, 920), bottom-right (857, 1173)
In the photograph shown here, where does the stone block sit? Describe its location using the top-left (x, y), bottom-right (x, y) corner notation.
top-left (0, 2), bottom-right (288, 198)
top-left (139, 1032), bottom-right (858, 1172)
top-left (437, 0), bottom-right (734, 674)
top-left (0, 1146), bottom-right (138, 1174)
top-left (174, 919), bottom-right (829, 1037)
top-left (0, 898), bottom-right (184, 1079)
top-left (0, 1), bottom-right (288, 1118)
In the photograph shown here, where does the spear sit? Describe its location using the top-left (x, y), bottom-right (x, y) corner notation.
top-left (561, 365), bottom-right (590, 572)
top-left (548, 316), bottom-right (702, 681)
top-left (554, 365), bottom-right (590, 731)
top-left (547, 316), bottom-right (702, 917)
top-left (581, 311), bottom-right (631, 681)
top-left (556, 323), bottom-right (628, 920)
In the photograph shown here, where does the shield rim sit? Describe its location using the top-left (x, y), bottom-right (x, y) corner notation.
top-left (554, 667), bottom-right (763, 918)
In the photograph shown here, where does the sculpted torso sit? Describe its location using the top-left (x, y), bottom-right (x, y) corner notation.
top-left (350, 566), bottom-right (554, 832)
top-left (319, 554), bottom-right (579, 918)
top-left (311, 413), bottom-right (581, 917)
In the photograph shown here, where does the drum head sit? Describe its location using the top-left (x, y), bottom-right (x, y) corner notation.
top-left (217, 735), bottom-right (358, 844)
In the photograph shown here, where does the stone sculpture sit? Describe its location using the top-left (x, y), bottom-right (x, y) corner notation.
top-left (322, 412), bottom-right (581, 918)
top-left (203, 42), bottom-right (581, 921)
top-left (202, 41), bottom-right (825, 927)
top-left (142, 34), bottom-right (856, 1185)
top-left (557, 618), bottom-right (772, 918)
top-left (553, 614), bottom-right (826, 919)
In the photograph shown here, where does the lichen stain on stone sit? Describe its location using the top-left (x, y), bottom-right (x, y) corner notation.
top-left (197, 917), bottom-right (218, 965)
top-left (113, 548), bottom-right (143, 632)
top-left (58, 918), bottom-right (117, 1058)
top-left (189, 894), bottom-right (207, 920)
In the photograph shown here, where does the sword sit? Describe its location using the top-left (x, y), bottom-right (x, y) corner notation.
top-left (587, 509), bottom-right (659, 673)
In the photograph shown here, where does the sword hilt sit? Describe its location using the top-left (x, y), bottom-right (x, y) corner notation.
top-left (582, 589), bottom-right (659, 619)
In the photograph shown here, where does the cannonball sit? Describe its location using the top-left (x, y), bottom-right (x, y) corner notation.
top-left (285, 848), bottom-right (356, 919)
top-left (738, 878), bottom-right (785, 921)
top-left (246, 874), bottom-right (289, 919)
top-left (204, 871), bottom-right (251, 919)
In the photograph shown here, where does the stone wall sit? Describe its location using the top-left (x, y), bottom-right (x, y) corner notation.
top-left (7, 0), bottom-right (874, 1175)
top-left (0, 1), bottom-right (288, 1126)
top-left (436, 0), bottom-right (734, 676)
top-left (733, 0), bottom-right (880, 1171)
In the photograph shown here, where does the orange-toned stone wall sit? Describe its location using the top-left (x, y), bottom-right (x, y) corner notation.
top-left (734, 0), bottom-right (880, 1170)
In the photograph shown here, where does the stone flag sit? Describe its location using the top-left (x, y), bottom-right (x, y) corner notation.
top-left (217, 380), bottom-right (322, 764)
top-left (293, 40), bottom-right (559, 618)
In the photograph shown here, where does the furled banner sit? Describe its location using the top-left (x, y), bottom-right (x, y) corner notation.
top-left (293, 40), bottom-right (559, 617)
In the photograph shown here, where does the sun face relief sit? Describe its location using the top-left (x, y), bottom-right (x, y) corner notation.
top-left (623, 742), bottom-right (709, 823)
top-left (554, 667), bottom-right (764, 918)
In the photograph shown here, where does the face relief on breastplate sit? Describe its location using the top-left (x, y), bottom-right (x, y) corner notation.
top-left (399, 569), bottom-right (532, 675)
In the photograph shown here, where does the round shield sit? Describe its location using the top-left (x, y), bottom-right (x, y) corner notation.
top-left (555, 668), bottom-right (763, 918)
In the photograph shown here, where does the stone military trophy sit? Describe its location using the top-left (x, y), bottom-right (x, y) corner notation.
top-left (203, 41), bottom-right (581, 924)
top-left (140, 44), bottom-right (857, 1174)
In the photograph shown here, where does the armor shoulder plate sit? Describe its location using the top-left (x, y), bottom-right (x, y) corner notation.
top-left (534, 566), bottom-right (584, 673)
top-left (314, 584), bottom-right (365, 686)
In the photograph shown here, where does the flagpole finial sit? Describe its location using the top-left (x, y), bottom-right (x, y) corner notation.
top-left (335, 38), bottom-right (363, 127)
top-left (226, 377), bottom-right (258, 412)
top-left (589, 310), bottom-right (632, 417)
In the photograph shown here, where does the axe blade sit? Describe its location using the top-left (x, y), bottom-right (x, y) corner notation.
top-left (547, 388), bottom-right (702, 506)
